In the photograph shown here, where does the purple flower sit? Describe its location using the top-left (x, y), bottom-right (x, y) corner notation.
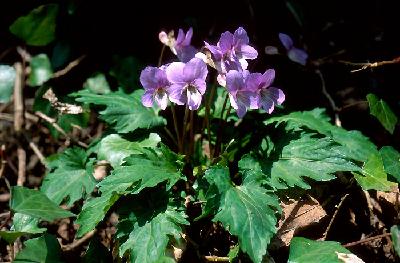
top-left (205, 27), bottom-right (258, 74)
top-left (166, 57), bottom-right (208, 110)
top-left (175, 28), bottom-right (197, 63)
top-left (279, 33), bottom-right (308, 66)
top-left (226, 70), bottom-right (258, 118)
top-left (247, 69), bottom-right (285, 113)
top-left (140, 66), bottom-right (170, 110)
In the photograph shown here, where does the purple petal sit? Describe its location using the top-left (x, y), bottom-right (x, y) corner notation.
top-left (166, 62), bottom-right (186, 84)
top-left (259, 93), bottom-right (275, 114)
top-left (288, 48), bottom-right (308, 66)
top-left (229, 93), bottom-right (238, 110)
top-left (278, 33), bottom-right (293, 50)
top-left (226, 70), bottom-right (244, 93)
top-left (238, 45), bottom-right (258, 60)
top-left (238, 58), bottom-right (248, 71)
top-left (187, 88), bottom-right (202, 110)
top-left (217, 74), bottom-right (226, 87)
top-left (140, 67), bottom-right (159, 90)
top-left (168, 84), bottom-right (186, 105)
top-left (204, 42), bottom-right (223, 60)
top-left (155, 91), bottom-right (168, 110)
top-left (236, 102), bottom-right (248, 118)
top-left (218, 31), bottom-right (234, 53)
top-left (268, 87), bottom-right (285, 104)
top-left (141, 91), bottom-right (154, 107)
top-left (183, 58), bottom-right (208, 82)
top-left (233, 27), bottom-right (249, 48)
top-left (182, 27), bottom-right (193, 46)
top-left (260, 69), bottom-right (275, 88)
top-left (193, 78), bottom-right (206, 94)
top-left (245, 73), bottom-right (263, 92)
top-left (176, 29), bottom-right (185, 45)
top-left (176, 45), bottom-right (197, 63)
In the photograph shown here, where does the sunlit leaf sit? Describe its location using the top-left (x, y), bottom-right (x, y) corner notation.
top-left (28, 54), bottom-right (53, 86)
top-left (367, 93), bottom-right (397, 134)
top-left (380, 146), bottom-right (400, 183)
top-left (0, 65), bottom-right (16, 103)
top-left (14, 234), bottom-right (63, 262)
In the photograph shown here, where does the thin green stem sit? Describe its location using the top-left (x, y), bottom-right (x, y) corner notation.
top-left (189, 109), bottom-right (194, 157)
top-left (171, 105), bottom-right (181, 152)
top-left (181, 105), bottom-right (190, 155)
top-left (205, 84), bottom-right (217, 160)
top-left (214, 93), bottom-right (229, 157)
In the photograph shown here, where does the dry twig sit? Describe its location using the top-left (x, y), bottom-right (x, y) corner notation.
top-left (339, 56), bottom-right (400, 73)
top-left (62, 229), bottom-right (96, 251)
top-left (343, 232), bottom-right (392, 248)
top-left (52, 55), bottom-right (86, 78)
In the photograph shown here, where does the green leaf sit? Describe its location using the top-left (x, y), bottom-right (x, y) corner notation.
top-left (367, 93), bottom-right (398, 134)
top-left (240, 135), bottom-right (361, 190)
top-left (83, 73), bottom-right (111, 94)
top-left (204, 167), bottom-right (280, 263)
top-left (57, 112), bottom-right (90, 133)
top-left (28, 54), bottom-right (53, 86)
top-left (0, 65), bottom-right (16, 103)
top-left (11, 186), bottom-right (75, 221)
top-left (41, 147), bottom-right (96, 206)
top-left (380, 146), bottom-right (400, 183)
top-left (9, 4), bottom-right (58, 46)
top-left (117, 191), bottom-right (188, 263)
top-left (99, 145), bottom-right (184, 195)
top-left (83, 236), bottom-right (113, 263)
top-left (98, 133), bottom-right (160, 168)
top-left (198, 87), bottom-right (236, 120)
top-left (353, 153), bottom-right (397, 191)
top-left (14, 234), bottom-right (63, 263)
top-left (76, 193), bottom-right (120, 237)
top-left (288, 237), bottom-right (357, 263)
top-left (73, 89), bottom-right (166, 133)
top-left (391, 225), bottom-right (400, 257)
top-left (0, 213), bottom-right (46, 243)
top-left (228, 244), bottom-right (240, 262)
top-left (110, 56), bottom-right (142, 90)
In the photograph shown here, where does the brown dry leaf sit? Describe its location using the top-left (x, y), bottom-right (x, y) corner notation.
top-left (336, 252), bottom-right (365, 263)
top-left (275, 196), bottom-right (327, 247)
top-left (43, 88), bottom-right (83, 114)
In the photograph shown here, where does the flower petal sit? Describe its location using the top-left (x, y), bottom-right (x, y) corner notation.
top-left (182, 27), bottom-right (193, 46)
top-left (166, 62), bottom-right (186, 84)
top-left (260, 93), bottom-right (275, 114)
top-left (141, 91), bottom-right (154, 107)
top-left (187, 89), bottom-right (202, 110)
top-left (278, 33), bottom-right (293, 50)
top-left (233, 27), bottom-right (249, 48)
top-left (218, 31), bottom-right (234, 53)
top-left (267, 87), bottom-right (285, 104)
top-left (261, 69), bottom-right (275, 88)
top-left (168, 84), bottom-right (186, 105)
top-left (229, 93), bottom-right (238, 110)
top-left (176, 29), bottom-right (185, 45)
top-left (226, 70), bottom-right (244, 93)
top-left (183, 58), bottom-right (208, 82)
top-left (177, 45), bottom-right (197, 63)
top-left (288, 48), bottom-right (308, 65)
top-left (217, 74), bottom-right (226, 87)
top-left (159, 31), bottom-right (169, 45)
top-left (140, 67), bottom-right (159, 90)
top-left (239, 45), bottom-right (258, 60)
top-left (204, 42), bottom-right (223, 60)
top-left (193, 78), bottom-right (207, 94)
top-left (155, 91), bottom-right (168, 110)
top-left (236, 102), bottom-right (248, 118)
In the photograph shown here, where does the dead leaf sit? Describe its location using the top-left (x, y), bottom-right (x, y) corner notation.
top-left (336, 252), bottom-right (365, 263)
top-left (43, 88), bottom-right (83, 114)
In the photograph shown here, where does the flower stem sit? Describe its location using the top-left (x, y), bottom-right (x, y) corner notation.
top-left (158, 45), bottom-right (166, 67)
top-left (171, 105), bottom-right (181, 152)
top-left (181, 105), bottom-right (190, 155)
top-left (214, 93), bottom-right (229, 157)
top-left (189, 109), bottom-right (194, 157)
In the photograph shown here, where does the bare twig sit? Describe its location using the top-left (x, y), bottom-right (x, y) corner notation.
top-left (13, 62), bottom-right (24, 132)
top-left (343, 232), bottom-right (392, 247)
top-left (17, 147), bottom-right (26, 186)
top-left (52, 55), bottom-right (86, 78)
top-left (204, 255), bottom-right (230, 262)
top-left (62, 229), bottom-right (96, 251)
top-left (320, 194), bottom-right (349, 240)
top-left (339, 56), bottom-right (400, 73)
top-left (28, 141), bottom-right (46, 167)
top-left (315, 69), bottom-right (341, 127)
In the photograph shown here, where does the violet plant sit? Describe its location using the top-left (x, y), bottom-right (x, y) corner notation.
top-left (4, 13), bottom-right (400, 262)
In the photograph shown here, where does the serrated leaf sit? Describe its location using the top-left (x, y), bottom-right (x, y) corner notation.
top-left (14, 234), bottom-right (63, 263)
top-left (0, 213), bottom-right (46, 243)
top-left (353, 153), bottom-right (397, 191)
top-left (83, 236), bottom-right (113, 263)
top-left (83, 73), bottom-right (111, 94)
top-left (98, 133), bottom-right (160, 168)
top-left (9, 4), bottom-right (58, 46)
top-left (99, 145), bottom-right (184, 195)
top-left (288, 237), bottom-right (360, 263)
top-left (11, 186), bottom-right (75, 221)
top-left (117, 191), bottom-right (188, 263)
top-left (367, 93), bottom-right (398, 134)
top-left (0, 65), bottom-right (16, 103)
top-left (28, 54), bottom-right (53, 86)
top-left (76, 193), bottom-right (120, 237)
top-left (391, 225), bottom-right (400, 257)
top-left (204, 167), bottom-right (280, 263)
top-left (240, 135), bottom-right (361, 190)
top-left (73, 89), bottom-right (166, 133)
top-left (380, 146), bottom-right (400, 183)
top-left (41, 147), bottom-right (96, 206)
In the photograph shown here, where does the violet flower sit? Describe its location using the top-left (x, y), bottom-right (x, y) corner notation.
top-left (166, 57), bottom-right (208, 110)
top-left (279, 33), bottom-right (308, 66)
top-left (205, 27), bottom-right (258, 74)
top-left (175, 28), bottom-right (197, 63)
top-left (140, 66), bottom-right (170, 110)
top-left (247, 69), bottom-right (285, 113)
top-left (226, 70), bottom-right (258, 118)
